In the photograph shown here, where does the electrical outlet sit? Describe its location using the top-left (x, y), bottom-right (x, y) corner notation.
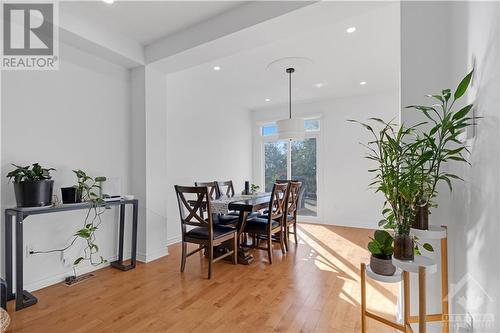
top-left (26, 244), bottom-right (34, 258)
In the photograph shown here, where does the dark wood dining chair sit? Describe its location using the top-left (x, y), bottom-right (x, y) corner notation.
top-left (175, 185), bottom-right (238, 279)
top-left (244, 183), bottom-right (288, 264)
top-left (216, 180), bottom-right (235, 198)
top-left (195, 180), bottom-right (240, 226)
top-left (282, 181), bottom-right (302, 251)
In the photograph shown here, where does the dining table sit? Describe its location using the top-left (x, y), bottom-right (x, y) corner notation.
top-left (210, 193), bottom-right (272, 264)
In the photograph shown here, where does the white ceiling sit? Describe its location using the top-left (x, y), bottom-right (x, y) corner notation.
top-left (61, 1), bottom-right (243, 45)
top-left (168, 2), bottom-right (400, 110)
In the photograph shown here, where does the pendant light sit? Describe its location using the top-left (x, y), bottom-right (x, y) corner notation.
top-left (277, 68), bottom-right (305, 141)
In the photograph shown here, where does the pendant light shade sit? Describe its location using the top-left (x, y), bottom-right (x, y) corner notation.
top-left (277, 118), bottom-right (305, 141)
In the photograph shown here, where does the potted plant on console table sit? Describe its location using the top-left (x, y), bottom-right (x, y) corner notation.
top-left (6, 163), bottom-right (55, 207)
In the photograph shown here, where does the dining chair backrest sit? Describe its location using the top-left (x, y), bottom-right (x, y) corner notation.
top-left (175, 185), bottom-right (213, 239)
top-left (194, 181), bottom-right (220, 199)
top-left (268, 183), bottom-right (289, 223)
top-left (285, 181), bottom-right (301, 218)
top-left (217, 180), bottom-right (235, 198)
top-left (276, 179), bottom-right (305, 212)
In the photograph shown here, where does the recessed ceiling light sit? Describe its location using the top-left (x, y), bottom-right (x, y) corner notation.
top-left (314, 83), bottom-right (325, 88)
top-left (103, 0), bottom-right (114, 4)
top-left (213, 66), bottom-right (221, 71)
top-left (346, 27), bottom-right (356, 33)
top-left (360, 81), bottom-right (367, 85)
top-left (265, 98), bottom-right (271, 102)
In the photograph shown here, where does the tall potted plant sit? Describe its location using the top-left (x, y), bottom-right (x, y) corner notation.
top-left (349, 119), bottom-right (433, 260)
top-left (7, 163), bottom-right (56, 207)
top-left (405, 70), bottom-right (475, 230)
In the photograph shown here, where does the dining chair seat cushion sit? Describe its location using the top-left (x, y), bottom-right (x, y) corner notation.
top-left (244, 217), bottom-right (280, 232)
top-left (213, 214), bottom-right (240, 225)
top-left (257, 214), bottom-right (294, 221)
top-left (186, 225), bottom-right (236, 240)
top-left (228, 211), bottom-right (259, 219)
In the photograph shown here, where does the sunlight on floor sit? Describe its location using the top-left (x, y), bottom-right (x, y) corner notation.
top-left (297, 223), bottom-right (399, 318)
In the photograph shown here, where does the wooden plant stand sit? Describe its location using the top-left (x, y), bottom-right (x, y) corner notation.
top-left (361, 255), bottom-right (439, 332)
top-left (408, 225), bottom-right (449, 333)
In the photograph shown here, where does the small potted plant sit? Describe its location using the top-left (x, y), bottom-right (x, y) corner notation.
top-left (7, 163), bottom-right (56, 207)
top-left (368, 230), bottom-right (396, 276)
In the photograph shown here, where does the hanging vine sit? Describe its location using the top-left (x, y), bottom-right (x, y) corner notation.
top-left (72, 170), bottom-right (108, 266)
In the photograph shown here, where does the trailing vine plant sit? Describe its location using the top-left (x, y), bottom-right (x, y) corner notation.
top-left (72, 170), bottom-right (108, 266)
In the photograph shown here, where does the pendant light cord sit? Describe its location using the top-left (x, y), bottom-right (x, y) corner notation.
top-left (289, 69), bottom-right (292, 119)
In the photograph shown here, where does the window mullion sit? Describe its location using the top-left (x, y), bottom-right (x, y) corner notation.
top-left (287, 140), bottom-right (292, 180)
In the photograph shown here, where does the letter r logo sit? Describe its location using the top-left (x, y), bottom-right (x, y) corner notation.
top-left (3, 3), bottom-right (53, 56)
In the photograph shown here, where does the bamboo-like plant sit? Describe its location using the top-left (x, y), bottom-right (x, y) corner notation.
top-left (349, 119), bottom-right (423, 234)
top-left (350, 70), bottom-right (475, 258)
top-left (406, 70), bottom-right (474, 209)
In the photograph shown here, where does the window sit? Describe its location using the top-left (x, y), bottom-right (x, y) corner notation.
top-left (261, 119), bottom-right (320, 217)
top-left (264, 141), bottom-right (288, 192)
top-left (291, 138), bottom-right (317, 216)
top-left (262, 124), bottom-right (277, 136)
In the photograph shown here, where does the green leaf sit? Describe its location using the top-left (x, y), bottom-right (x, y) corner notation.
top-left (75, 229), bottom-right (91, 238)
top-left (374, 230), bottom-right (390, 244)
top-left (73, 257), bottom-right (84, 265)
top-left (423, 243), bottom-right (434, 252)
top-left (453, 104), bottom-right (473, 121)
top-left (442, 89), bottom-right (451, 101)
top-left (95, 176), bottom-right (107, 182)
top-left (454, 70), bottom-right (473, 100)
top-left (368, 241), bottom-right (381, 255)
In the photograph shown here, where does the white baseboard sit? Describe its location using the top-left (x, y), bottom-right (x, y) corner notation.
top-left (137, 245), bottom-right (168, 263)
top-left (301, 219), bottom-right (377, 230)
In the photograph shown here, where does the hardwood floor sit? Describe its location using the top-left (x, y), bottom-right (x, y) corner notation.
top-left (6, 223), bottom-right (398, 333)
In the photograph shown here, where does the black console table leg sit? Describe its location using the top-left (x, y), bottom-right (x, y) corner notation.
top-left (4, 212), bottom-right (14, 301)
top-left (117, 204), bottom-right (125, 263)
top-left (110, 201), bottom-right (138, 271)
top-left (15, 213), bottom-right (37, 310)
top-left (131, 201), bottom-right (138, 267)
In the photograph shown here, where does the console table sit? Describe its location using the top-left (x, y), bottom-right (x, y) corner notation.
top-left (3, 199), bottom-right (138, 311)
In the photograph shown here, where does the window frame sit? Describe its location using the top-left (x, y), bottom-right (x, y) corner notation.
top-left (258, 118), bottom-right (322, 222)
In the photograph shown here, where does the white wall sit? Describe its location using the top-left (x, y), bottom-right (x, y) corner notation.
top-left (165, 67), bottom-right (253, 244)
top-left (1, 42), bottom-right (131, 291)
top-left (251, 93), bottom-right (399, 229)
top-left (401, 2), bottom-right (500, 332)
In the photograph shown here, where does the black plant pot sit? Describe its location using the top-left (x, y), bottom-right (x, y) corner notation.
top-left (393, 234), bottom-right (414, 261)
top-left (13, 180), bottom-right (54, 207)
top-left (61, 187), bottom-right (82, 204)
top-left (413, 203), bottom-right (429, 230)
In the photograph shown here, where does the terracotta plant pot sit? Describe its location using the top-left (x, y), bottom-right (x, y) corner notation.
top-left (370, 254), bottom-right (396, 276)
top-left (393, 234), bottom-right (414, 261)
top-left (413, 202), bottom-right (429, 230)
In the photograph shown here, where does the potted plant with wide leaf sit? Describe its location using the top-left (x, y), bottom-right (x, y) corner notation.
top-left (406, 70), bottom-right (475, 230)
top-left (6, 163), bottom-right (56, 207)
top-left (368, 230), bottom-right (396, 276)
